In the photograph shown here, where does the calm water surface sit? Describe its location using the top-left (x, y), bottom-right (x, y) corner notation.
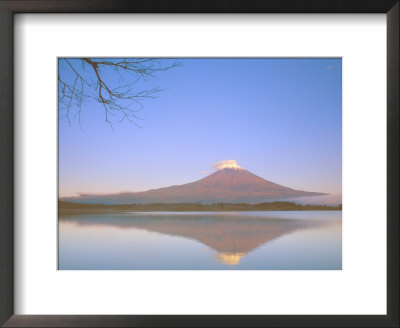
top-left (58, 211), bottom-right (341, 270)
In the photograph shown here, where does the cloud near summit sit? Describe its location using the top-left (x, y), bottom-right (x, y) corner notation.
top-left (213, 160), bottom-right (243, 170)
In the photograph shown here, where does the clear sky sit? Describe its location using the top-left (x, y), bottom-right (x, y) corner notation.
top-left (59, 58), bottom-right (342, 197)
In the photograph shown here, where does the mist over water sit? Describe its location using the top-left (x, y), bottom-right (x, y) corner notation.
top-left (58, 211), bottom-right (342, 270)
top-left (289, 194), bottom-right (342, 206)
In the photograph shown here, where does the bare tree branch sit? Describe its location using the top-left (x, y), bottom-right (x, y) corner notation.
top-left (58, 58), bottom-right (180, 128)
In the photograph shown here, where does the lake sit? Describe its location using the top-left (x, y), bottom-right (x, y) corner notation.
top-left (58, 211), bottom-right (342, 270)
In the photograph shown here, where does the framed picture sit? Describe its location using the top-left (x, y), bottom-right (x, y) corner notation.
top-left (0, 0), bottom-right (398, 327)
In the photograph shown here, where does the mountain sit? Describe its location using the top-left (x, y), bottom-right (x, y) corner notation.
top-left (63, 167), bottom-right (326, 205)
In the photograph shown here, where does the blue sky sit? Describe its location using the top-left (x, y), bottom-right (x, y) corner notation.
top-left (59, 58), bottom-right (342, 197)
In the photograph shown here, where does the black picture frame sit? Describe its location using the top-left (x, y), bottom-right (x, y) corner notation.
top-left (0, 1), bottom-right (398, 327)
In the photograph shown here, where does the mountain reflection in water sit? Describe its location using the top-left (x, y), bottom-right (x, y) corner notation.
top-left (59, 212), bottom-right (339, 266)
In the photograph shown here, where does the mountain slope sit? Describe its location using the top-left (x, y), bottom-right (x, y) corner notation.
top-left (64, 168), bottom-right (326, 204)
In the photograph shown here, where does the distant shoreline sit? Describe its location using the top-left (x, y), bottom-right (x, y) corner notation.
top-left (59, 200), bottom-right (342, 215)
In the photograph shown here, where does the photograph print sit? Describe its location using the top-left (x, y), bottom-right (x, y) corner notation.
top-left (58, 58), bottom-right (342, 270)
